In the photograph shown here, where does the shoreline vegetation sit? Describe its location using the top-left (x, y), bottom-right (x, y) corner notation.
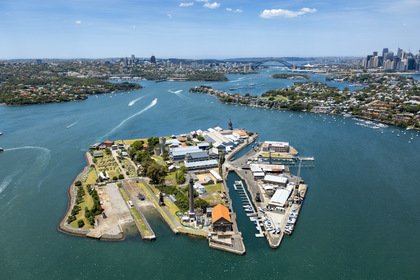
top-left (0, 62), bottom-right (231, 105)
top-left (0, 75), bottom-right (142, 105)
top-left (271, 73), bottom-right (310, 80)
top-left (189, 73), bottom-right (420, 129)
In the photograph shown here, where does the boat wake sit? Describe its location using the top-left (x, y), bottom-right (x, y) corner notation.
top-left (4, 146), bottom-right (51, 153)
top-left (169, 89), bottom-right (192, 102)
top-left (230, 77), bottom-right (246, 83)
top-left (168, 89), bottom-right (183, 94)
top-left (104, 98), bottom-right (158, 138)
top-left (0, 173), bottom-right (17, 196)
top-left (128, 96), bottom-right (143, 106)
top-left (0, 146), bottom-right (51, 196)
top-left (66, 121), bottom-right (78, 129)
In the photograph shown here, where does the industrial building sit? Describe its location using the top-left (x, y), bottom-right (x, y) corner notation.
top-left (169, 146), bottom-right (201, 161)
top-left (212, 204), bottom-right (233, 232)
top-left (263, 174), bottom-right (288, 186)
top-left (261, 141), bottom-right (290, 153)
top-left (184, 160), bottom-right (218, 170)
top-left (185, 151), bottom-right (209, 162)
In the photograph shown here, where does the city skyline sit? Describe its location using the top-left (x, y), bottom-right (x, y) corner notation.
top-left (1, 0), bottom-right (420, 59)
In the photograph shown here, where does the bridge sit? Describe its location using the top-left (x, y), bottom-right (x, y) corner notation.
top-left (225, 58), bottom-right (297, 69)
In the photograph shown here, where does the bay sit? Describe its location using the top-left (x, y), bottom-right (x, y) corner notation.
top-left (0, 67), bottom-right (419, 279)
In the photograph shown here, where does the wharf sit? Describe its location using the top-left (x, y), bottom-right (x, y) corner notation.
top-left (224, 140), bottom-right (311, 249)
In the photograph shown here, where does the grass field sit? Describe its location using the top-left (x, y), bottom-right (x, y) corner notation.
top-left (114, 138), bottom-right (147, 145)
top-left (205, 183), bottom-right (224, 193)
top-left (85, 169), bottom-right (97, 185)
top-left (70, 186), bottom-right (95, 229)
top-left (165, 172), bottom-right (177, 185)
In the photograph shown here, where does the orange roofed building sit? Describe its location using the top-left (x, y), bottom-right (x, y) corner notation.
top-left (102, 140), bottom-right (114, 148)
top-left (212, 204), bottom-right (233, 232)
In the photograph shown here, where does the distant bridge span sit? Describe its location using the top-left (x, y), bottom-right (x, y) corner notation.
top-left (226, 58), bottom-right (296, 69)
top-left (253, 59), bottom-right (295, 69)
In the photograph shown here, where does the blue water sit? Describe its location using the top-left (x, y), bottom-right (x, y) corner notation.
top-left (1, 68), bottom-right (419, 279)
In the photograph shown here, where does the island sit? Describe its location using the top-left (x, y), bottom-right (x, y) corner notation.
top-left (271, 73), bottom-right (310, 80)
top-left (58, 126), bottom-right (311, 254)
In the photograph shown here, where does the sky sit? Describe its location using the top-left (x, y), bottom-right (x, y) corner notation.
top-left (1, 0), bottom-right (420, 59)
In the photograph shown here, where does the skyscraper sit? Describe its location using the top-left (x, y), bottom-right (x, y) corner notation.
top-left (382, 48), bottom-right (389, 58)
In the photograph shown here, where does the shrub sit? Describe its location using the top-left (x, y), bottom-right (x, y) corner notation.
top-left (67, 215), bottom-right (76, 224)
top-left (175, 171), bottom-right (185, 184)
top-left (75, 181), bottom-right (82, 186)
top-left (77, 219), bottom-right (85, 228)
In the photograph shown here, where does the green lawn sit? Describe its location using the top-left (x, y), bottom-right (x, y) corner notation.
top-left (119, 188), bottom-right (130, 201)
top-left (165, 172), bottom-right (177, 185)
top-left (69, 186), bottom-right (95, 229)
top-left (205, 183), bottom-right (224, 193)
top-left (259, 96), bottom-right (288, 101)
top-left (85, 169), bottom-right (97, 185)
top-left (203, 193), bottom-right (224, 206)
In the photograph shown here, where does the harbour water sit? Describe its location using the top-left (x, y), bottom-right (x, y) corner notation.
top-left (1, 67), bottom-right (420, 279)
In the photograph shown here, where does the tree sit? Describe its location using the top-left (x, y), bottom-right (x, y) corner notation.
top-left (75, 181), bottom-right (82, 186)
top-left (147, 137), bottom-right (159, 148)
top-left (194, 198), bottom-right (209, 210)
top-left (132, 140), bottom-right (144, 151)
top-left (77, 219), bottom-right (85, 228)
top-left (176, 171), bottom-right (185, 184)
top-left (180, 165), bottom-right (188, 172)
top-left (135, 150), bottom-right (151, 163)
top-left (197, 135), bottom-right (205, 141)
top-left (105, 148), bottom-right (111, 155)
top-left (146, 162), bottom-right (167, 184)
top-left (118, 174), bottom-right (124, 179)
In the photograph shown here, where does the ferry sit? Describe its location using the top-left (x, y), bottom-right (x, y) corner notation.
top-left (0, 147), bottom-right (4, 152)
top-left (0, 132), bottom-right (2, 135)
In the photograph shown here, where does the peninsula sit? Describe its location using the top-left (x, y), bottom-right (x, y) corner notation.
top-left (189, 73), bottom-right (420, 129)
top-left (59, 126), bottom-right (310, 254)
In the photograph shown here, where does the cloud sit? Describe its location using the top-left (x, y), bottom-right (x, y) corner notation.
top-left (204, 2), bottom-right (220, 9)
top-left (226, 8), bottom-right (243, 13)
top-left (196, 0), bottom-right (208, 2)
top-left (167, 13), bottom-right (173, 19)
top-left (180, 2), bottom-right (194, 7)
top-left (260, 8), bottom-right (317, 18)
top-left (132, 25), bottom-right (136, 28)
top-left (75, 20), bottom-right (82, 24)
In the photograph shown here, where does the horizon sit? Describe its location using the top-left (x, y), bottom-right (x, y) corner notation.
top-left (1, 55), bottom-right (365, 61)
top-left (2, 0), bottom-right (420, 59)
